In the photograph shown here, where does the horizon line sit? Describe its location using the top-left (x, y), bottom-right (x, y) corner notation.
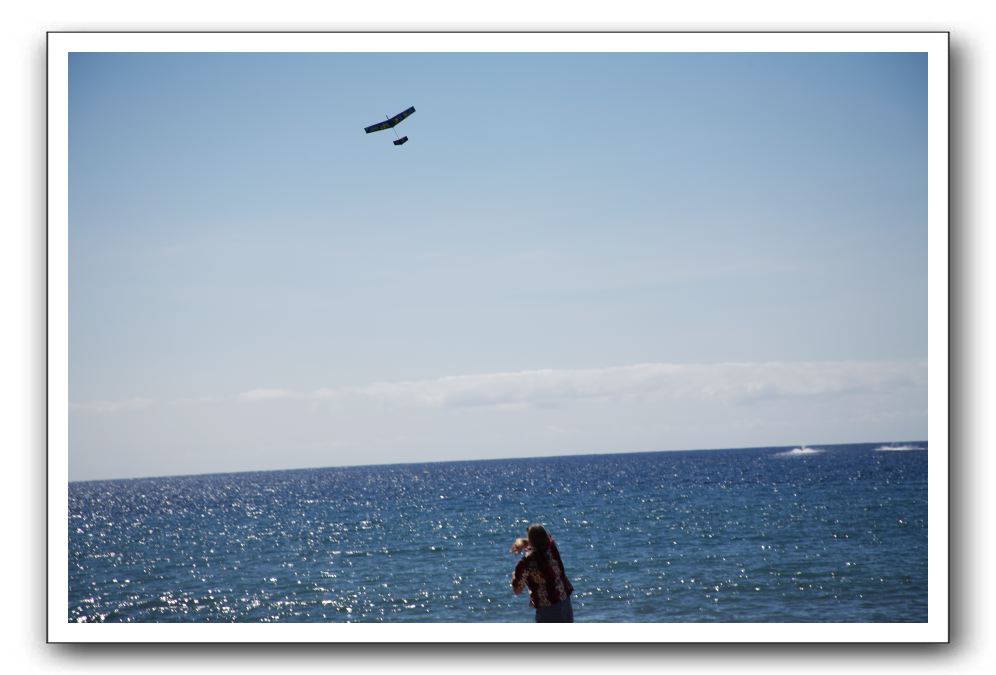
top-left (68, 438), bottom-right (928, 485)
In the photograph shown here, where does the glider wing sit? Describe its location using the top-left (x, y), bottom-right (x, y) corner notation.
top-left (364, 106), bottom-right (416, 134)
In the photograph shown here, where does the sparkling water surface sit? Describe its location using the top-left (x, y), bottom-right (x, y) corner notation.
top-left (69, 442), bottom-right (927, 622)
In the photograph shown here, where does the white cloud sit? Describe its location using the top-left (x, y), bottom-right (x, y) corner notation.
top-left (684, 360), bottom-right (926, 404)
top-left (236, 388), bottom-right (302, 402)
top-left (167, 395), bottom-right (226, 406)
top-left (69, 396), bottom-right (155, 414)
top-left (235, 359), bottom-right (926, 410)
top-left (73, 360), bottom-right (926, 414)
top-left (356, 364), bottom-right (679, 408)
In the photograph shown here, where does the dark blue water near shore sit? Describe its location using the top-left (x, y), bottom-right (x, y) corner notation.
top-left (69, 442), bottom-right (928, 622)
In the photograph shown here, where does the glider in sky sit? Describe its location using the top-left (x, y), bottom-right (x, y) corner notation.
top-left (364, 106), bottom-right (416, 146)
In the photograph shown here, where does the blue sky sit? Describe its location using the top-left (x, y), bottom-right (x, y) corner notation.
top-left (68, 52), bottom-right (928, 481)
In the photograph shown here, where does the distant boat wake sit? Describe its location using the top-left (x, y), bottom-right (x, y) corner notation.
top-left (874, 444), bottom-right (925, 452)
top-left (774, 446), bottom-right (824, 457)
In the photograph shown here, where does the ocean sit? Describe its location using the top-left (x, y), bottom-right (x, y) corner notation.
top-left (68, 442), bottom-right (928, 623)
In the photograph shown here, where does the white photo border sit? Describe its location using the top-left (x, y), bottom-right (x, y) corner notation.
top-left (47, 31), bottom-right (949, 643)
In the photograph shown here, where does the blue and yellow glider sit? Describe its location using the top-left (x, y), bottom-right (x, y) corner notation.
top-left (364, 106), bottom-right (416, 146)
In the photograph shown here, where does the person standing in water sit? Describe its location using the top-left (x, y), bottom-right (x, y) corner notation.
top-left (510, 523), bottom-right (574, 622)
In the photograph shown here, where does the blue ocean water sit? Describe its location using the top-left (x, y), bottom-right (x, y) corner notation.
top-left (68, 442), bottom-right (928, 623)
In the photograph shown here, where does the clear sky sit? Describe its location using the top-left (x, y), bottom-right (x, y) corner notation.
top-left (68, 51), bottom-right (928, 481)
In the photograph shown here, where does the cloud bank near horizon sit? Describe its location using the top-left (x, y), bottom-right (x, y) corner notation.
top-left (69, 359), bottom-right (928, 481)
top-left (71, 359), bottom-right (925, 414)
top-left (237, 359), bottom-right (925, 410)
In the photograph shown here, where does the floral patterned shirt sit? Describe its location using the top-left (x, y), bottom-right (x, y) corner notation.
top-left (512, 537), bottom-right (574, 609)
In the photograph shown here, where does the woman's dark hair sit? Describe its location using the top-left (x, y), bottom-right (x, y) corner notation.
top-left (527, 523), bottom-right (550, 555)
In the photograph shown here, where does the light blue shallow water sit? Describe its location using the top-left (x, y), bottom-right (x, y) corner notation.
top-left (68, 442), bottom-right (928, 622)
